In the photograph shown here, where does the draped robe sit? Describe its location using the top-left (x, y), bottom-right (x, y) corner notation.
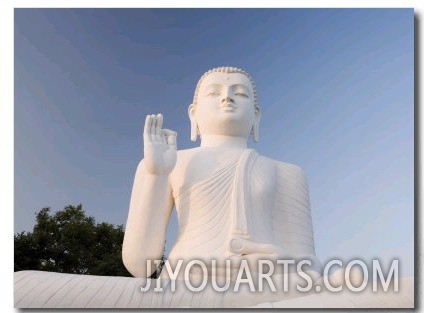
top-left (167, 148), bottom-right (317, 269)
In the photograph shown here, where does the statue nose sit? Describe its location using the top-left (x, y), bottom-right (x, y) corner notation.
top-left (222, 96), bottom-right (234, 105)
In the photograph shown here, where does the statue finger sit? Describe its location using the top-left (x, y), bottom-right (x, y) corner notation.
top-left (143, 115), bottom-right (152, 142)
top-left (150, 114), bottom-right (157, 141)
top-left (156, 113), bottom-right (163, 139)
top-left (162, 129), bottom-right (177, 149)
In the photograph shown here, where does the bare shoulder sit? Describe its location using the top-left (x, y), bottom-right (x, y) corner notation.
top-left (176, 147), bottom-right (201, 158)
top-left (171, 147), bottom-right (202, 177)
top-left (175, 147), bottom-right (202, 167)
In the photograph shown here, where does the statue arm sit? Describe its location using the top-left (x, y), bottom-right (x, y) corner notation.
top-left (122, 114), bottom-right (176, 278)
top-left (273, 162), bottom-right (321, 270)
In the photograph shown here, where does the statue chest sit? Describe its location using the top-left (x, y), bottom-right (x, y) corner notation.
top-left (170, 150), bottom-right (277, 244)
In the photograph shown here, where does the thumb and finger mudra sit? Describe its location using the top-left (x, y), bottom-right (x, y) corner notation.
top-left (144, 114), bottom-right (177, 148)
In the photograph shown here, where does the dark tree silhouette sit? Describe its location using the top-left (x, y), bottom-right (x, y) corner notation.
top-left (14, 205), bottom-right (132, 277)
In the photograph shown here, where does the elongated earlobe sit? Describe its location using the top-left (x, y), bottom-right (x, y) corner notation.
top-left (252, 106), bottom-right (261, 143)
top-left (188, 104), bottom-right (198, 142)
top-left (191, 121), bottom-right (199, 141)
top-left (252, 122), bottom-right (259, 143)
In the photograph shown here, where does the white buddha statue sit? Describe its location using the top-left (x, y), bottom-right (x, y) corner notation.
top-left (122, 66), bottom-right (320, 280)
top-left (14, 67), bottom-right (413, 309)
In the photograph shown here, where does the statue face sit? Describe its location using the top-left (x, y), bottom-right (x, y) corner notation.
top-left (192, 72), bottom-right (257, 139)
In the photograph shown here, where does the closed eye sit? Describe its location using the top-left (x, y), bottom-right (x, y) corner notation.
top-left (233, 84), bottom-right (251, 98)
top-left (204, 84), bottom-right (222, 97)
top-left (206, 91), bottom-right (220, 96)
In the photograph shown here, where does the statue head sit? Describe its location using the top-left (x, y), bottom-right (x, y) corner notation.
top-left (188, 67), bottom-right (261, 142)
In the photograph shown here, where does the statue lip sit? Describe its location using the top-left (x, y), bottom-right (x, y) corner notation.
top-left (220, 104), bottom-right (236, 112)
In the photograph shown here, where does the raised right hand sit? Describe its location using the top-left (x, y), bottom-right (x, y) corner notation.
top-left (143, 114), bottom-right (177, 176)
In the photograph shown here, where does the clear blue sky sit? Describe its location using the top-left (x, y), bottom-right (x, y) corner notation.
top-left (14, 9), bottom-right (414, 275)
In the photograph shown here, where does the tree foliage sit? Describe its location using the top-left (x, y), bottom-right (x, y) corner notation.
top-left (14, 205), bottom-right (132, 276)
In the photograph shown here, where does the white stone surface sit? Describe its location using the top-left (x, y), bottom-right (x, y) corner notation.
top-left (14, 271), bottom-right (414, 308)
top-left (122, 67), bottom-right (319, 280)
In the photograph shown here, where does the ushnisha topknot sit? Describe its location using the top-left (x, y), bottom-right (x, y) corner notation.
top-left (192, 66), bottom-right (259, 110)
